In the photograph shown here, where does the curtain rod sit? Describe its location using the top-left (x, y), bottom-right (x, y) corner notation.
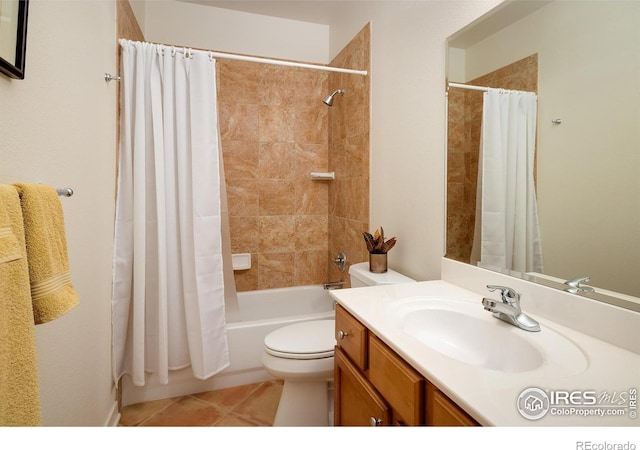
top-left (448, 82), bottom-right (535, 95)
top-left (119, 39), bottom-right (368, 76)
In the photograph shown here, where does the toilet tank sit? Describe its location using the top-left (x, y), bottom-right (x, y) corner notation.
top-left (348, 262), bottom-right (416, 287)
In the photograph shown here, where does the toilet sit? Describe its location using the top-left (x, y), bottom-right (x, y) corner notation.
top-left (262, 261), bottom-right (416, 426)
top-left (348, 261), bottom-right (417, 287)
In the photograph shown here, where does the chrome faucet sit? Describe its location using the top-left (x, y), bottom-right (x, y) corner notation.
top-left (481, 285), bottom-right (540, 332)
top-left (564, 276), bottom-right (595, 294)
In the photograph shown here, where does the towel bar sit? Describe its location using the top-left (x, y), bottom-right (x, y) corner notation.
top-left (56, 188), bottom-right (73, 197)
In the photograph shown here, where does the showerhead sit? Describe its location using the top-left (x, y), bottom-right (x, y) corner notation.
top-left (323, 89), bottom-right (345, 106)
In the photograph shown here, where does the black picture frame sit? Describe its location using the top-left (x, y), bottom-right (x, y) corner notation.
top-left (0, 0), bottom-right (29, 80)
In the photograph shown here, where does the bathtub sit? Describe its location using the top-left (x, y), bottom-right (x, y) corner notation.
top-left (226, 285), bottom-right (335, 374)
top-left (121, 284), bottom-right (335, 407)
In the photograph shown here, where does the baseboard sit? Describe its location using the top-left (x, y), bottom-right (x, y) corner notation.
top-left (121, 367), bottom-right (273, 407)
top-left (104, 400), bottom-right (121, 427)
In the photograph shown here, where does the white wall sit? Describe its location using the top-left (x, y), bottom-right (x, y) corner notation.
top-left (143, 1), bottom-right (330, 63)
top-left (461, 1), bottom-right (640, 296)
top-left (0, 1), bottom-right (118, 426)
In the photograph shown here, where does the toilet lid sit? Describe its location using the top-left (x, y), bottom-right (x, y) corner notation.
top-left (264, 320), bottom-right (336, 360)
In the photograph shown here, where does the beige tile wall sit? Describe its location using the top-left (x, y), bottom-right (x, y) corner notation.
top-left (446, 54), bottom-right (538, 263)
top-left (218, 61), bottom-right (330, 291)
top-left (220, 24), bottom-right (370, 291)
top-left (328, 24), bottom-right (371, 287)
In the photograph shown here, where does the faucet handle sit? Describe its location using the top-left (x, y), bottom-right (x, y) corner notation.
top-left (486, 285), bottom-right (520, 304)
top-left (564, 276), bottom-right (590, 288)
top-left (564, 276), bottom-right (595, 293)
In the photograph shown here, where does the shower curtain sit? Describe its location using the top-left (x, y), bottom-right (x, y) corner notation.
top-left (472, 89), bottom-right (543, 274)
top-left (112, 40), bottom-right (229, 386)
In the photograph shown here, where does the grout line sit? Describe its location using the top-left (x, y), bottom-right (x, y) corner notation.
top-left (190, 381), bottom-right (264, 412)
top-left (136, 396), bottom-right (183, 427)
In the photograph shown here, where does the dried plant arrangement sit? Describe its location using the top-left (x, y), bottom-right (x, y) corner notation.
top-left (363, 227), bottom-right (397, 254)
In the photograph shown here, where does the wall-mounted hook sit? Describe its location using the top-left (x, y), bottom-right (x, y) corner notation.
top-left (551, 118), bottom-right (562, 125)
top-left (333, 251), bottom-right (347, 273)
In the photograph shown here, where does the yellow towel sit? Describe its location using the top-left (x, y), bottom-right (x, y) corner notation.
top-left (0, 185), bottom-right (42, 426)
top-left (13, 183), bottom-right (79, 324)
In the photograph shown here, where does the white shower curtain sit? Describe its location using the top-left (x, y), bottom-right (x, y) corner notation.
top-left (112, 40), bottom-right (229, 386)
top-left (473, 89), bottom-right (543, 274)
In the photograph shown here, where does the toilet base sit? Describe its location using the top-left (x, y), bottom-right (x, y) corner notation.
top-left (273, 380), bottom-right (330, 426)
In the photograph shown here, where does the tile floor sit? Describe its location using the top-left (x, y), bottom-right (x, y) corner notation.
top-left (118, 379), bottom-right (283, 426)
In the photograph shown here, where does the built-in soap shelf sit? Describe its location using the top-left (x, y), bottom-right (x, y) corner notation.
top-left (310, 171), bottom-right (335, 180)
top-left (232, 253), bottom-right (251, 271)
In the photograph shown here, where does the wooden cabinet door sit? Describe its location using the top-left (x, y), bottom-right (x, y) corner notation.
top-left (334, 346), bottom-right (390, 426)
top-left (426, 382), bottom-right (479, 426)
top-left (368, 334), bottom-right (425, 425)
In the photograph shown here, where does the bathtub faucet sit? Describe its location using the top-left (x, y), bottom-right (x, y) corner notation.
top-left (323, 281), bottom-right (344, 290)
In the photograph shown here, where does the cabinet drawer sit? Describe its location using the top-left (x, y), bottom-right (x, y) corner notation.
top-left (335, 304), bottom-right (367, 371)
top-left (426, 383), bottom-right (478, 426)
top-left (368, 334), bottom-right (424, 425)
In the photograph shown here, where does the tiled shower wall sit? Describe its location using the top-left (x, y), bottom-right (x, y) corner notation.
top-left (328, 24), bottom-right (371, 287)
top-left (220, 24), bottom-right (370, 291)
top-left (446, 54), bottom-right (538, 263)
top-left (218, 61), bottom-right (330, 291)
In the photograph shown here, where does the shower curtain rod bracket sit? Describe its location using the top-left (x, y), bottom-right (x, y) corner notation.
top-left (105, 73), bottom-right (121, 82)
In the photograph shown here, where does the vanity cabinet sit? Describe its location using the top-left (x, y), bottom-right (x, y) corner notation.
top-left (368, 334), bottom-right (424, 425)
top-left (335, 304), bottom-right (479, 426)
top-left (334, 347), bottom-right (391, 426)
top-left (426, 383), bottom-right (478, 426)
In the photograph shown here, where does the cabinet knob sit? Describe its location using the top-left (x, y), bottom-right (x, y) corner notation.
top-left (338, 330), bottom-right (349, 339)
top-left (370, 417), bottom-right (383, 426)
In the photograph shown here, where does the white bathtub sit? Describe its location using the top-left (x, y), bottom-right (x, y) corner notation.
top-left (226, 285), bottom-right (335, 375)
top-left (121, 285), bottom-right (335, 407)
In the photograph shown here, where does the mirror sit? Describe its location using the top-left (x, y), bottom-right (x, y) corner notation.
top-left (445, 0), bottom-right (640, 312)
top-left (0, 0), bottom-right (29, 79)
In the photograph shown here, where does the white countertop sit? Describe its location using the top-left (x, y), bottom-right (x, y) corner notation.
top-left (330, 280), bottom-right (640, 426)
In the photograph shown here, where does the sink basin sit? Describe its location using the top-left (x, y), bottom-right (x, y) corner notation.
top-left (388, 297), bottom-right (587, 374)
top-left (403, 308), bottom-right (543, 372)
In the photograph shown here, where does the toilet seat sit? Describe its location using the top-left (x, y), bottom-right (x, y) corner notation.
top-left (264, 320), bottom-right (335, 360)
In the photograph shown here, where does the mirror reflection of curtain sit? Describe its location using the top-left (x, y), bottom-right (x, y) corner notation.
top-left (472, 89), bottom-right (543, 273)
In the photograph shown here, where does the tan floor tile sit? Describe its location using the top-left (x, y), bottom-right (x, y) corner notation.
top-left (231, 380), bottom-right (283, 425)
top-left (142, 396), bottom-right (226, 426)
top-left (119, 398), bottom-right (176, 426)
top-left (118, 381), bottom-right (284, 427)
top-left (193, 382), bottom-right (262, 410)
top-left (213, 413), bottom-right (262, 427)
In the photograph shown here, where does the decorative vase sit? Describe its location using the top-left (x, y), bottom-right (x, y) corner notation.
top-left (369, 253), bottom-right (388, 273)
